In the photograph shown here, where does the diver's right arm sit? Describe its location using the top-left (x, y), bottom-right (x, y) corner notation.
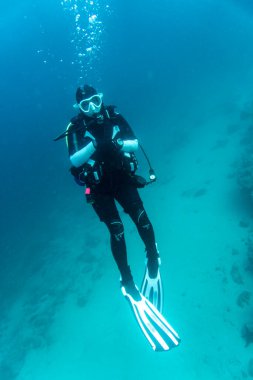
top-left (66, 122), bottom-right (96, 168)
top-left (70, 142), bottom-right (96, 167)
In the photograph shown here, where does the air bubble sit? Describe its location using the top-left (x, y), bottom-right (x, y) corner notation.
top-left (61, 0), bottom-right (112, 79)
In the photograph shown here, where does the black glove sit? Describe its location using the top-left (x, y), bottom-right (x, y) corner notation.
top-left (111, 138), bottom-right (123, 151)
top-left (93, 138), bottom-right (123, 154)
top-left (93, 139), bottom-right (111, 154)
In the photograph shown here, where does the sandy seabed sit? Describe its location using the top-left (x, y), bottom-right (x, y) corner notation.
top-left (1, 83), bottom-right (253, 380)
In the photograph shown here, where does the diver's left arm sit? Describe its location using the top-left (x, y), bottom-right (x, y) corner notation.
top-left (121, 138), bottom-right (138, 152)
top-left (116, 114), bottom-right (139, 153)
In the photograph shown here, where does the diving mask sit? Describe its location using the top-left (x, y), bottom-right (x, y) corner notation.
top-left (78, 93), bottom-right (103, 115)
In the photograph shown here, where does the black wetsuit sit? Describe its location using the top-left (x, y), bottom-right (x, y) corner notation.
top-left (67, 107), bottom-right (158, 282)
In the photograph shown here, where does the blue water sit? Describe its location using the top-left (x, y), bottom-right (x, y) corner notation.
top-left (1, 1), bottom-right (253, 379)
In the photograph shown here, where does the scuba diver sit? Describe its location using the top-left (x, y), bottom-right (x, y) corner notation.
top-left (56, 85), bottom-right (180, 351)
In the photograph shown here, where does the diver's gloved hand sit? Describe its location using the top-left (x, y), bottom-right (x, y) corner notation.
top-left (93, 138), bottom-right (123, 154)
top-left (111, 137), bottom-right (123, 151)
top-left (92, 139), bottom-right (111, 154)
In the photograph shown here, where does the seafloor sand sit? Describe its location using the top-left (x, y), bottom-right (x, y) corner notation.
top-left (1, 84), bottom-right (253, 380)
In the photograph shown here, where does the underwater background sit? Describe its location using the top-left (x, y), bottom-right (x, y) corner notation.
top-left (1, 0), bottom-right (253, 378)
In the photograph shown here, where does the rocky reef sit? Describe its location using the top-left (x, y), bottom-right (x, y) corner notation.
top-left (241, 322), bottom-right (253, 347)
top-left (236, 102), bottom-right (253, 201)
top-left (237, 153), bottom-right (253, 201)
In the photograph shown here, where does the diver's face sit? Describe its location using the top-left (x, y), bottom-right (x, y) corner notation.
top-left (78, 93), bottom-right (103, 116)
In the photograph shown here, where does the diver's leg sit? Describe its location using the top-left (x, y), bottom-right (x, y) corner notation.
top-left (116, 185), bottom-right (160, 278)
top-left (92, 194), bottom-right (127, 275)
top-left (92, 193), bottom-right (140, 298)
top-left (105, 218), bottom-right (128, 275)
top-left (104, 218), bottom-right (140, 299)
top-left (129, 204), bottom-right (160, 278)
